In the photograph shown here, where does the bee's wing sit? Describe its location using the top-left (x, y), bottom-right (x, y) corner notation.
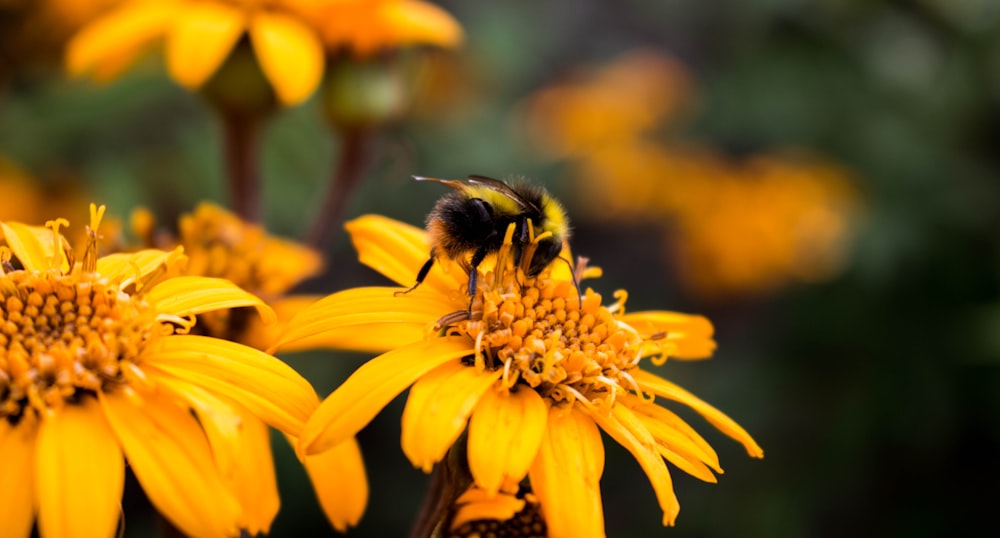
top-left (466, 175), bottom-right (538, 212)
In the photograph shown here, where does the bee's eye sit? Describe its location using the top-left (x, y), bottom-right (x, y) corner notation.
top-left (527, 237), bottom-right (562, 276)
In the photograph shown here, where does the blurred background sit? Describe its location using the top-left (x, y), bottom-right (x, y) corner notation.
top-left (3, 0), bottom-right (1000, 536)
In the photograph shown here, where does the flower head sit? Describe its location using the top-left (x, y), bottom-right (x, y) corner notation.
top-left (0, 205), bottom-right (319, 537)
top-left (305, 0), bottom-right (462, 57)
top-left (67, 0), bottom-right (326, 105)
top-left (276, 214), bottom-right (763, 536)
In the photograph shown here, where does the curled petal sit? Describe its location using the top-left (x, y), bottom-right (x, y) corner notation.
top-left (635, 370), bottom-right (764, 458)
top-left (292, 434), bottom-right (368, 532)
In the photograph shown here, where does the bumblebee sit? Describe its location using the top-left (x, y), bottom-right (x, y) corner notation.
top-left (401, 175), bottom-right (571, 306)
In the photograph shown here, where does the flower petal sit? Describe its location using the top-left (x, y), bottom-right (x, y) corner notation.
top-left (249, 11), bottom-right (323, 105)
top-left (620, 311), bottom-right (716, 360)
top-left (166, 1), bottom-right (245, 89)
top-left (627, 397), bottom-right (722, 473)
top-left (1, 222), bottom-right (68, 272)
top-left (589, 404), bottom-right (679, 526)
top-left (401, 360), bottom-right (502, 472)
top-left (292, 434), bottom-right (368, 532)
top-left (467, 386), bottom-right (547, 495)
top-left (301, 336), bottom-right (472, 455)
top-left (0, 419), bottom-right (37, 538)
top-left (273, 287), bottom-right (449, 354)
top-left (156, 376), bottom-right (279, 534)
top-left (528, 405), bottom-right (604, 538)
top-left (345, 215), bottom-right (461, 293)
top-left (634, 370), bottom-right (764, 458)
top-left (35, 398), bottom-right (124, 538)
top-left (99, 388), bottom-right (241, 538)
top-left (147, 275), bottom-right (276, 324)
top-left (96, 248), bottom-right (177, 286)
top-left (382, 0), bottom-right (464, 49)
top-left (143, 334), bottom-right (319, 435)
top-left (65, 0), bottom-right (176, 81)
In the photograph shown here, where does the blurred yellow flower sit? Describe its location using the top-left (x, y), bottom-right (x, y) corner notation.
top-left (276, 215), bottom-right (763, 536)
top-left (520, 49), bottom-right (692, 159)
top-left (130, 201), bottom-right (368, 532)
top-left (0, 205), bottom-right (319, 537)
top-left (66, 0), bottom-right (325, 105)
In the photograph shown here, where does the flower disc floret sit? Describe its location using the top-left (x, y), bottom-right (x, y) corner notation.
top-left (0, 270), bottom-right (160, 419)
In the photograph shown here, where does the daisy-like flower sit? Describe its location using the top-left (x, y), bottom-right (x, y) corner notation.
top-left (66, 0), bottom-right (325, 106)
top-left (0, 205), bottom-right (319, 537)
top-left (275, 214), bottom-right (764, 536)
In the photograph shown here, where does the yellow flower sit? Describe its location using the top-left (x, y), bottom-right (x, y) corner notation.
top-left (131, 202), bottom-right (368, 531)
top-left (305, 0), bottom-right (463, 57)
top-left (0, 205), bottom-right (319, 537)
top-left (66, 0), bottom-right (325, 105)
top-left (276, 214), bottom-right (763, 536)
top-left (444, 480), bottom-right (546, 538)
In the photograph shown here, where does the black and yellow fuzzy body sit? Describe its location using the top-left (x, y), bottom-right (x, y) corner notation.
top-left (402, 175), bottom-right (570, 306)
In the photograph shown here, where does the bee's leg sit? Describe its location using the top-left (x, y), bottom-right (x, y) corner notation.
top-left (465, 246), bottom-right (490, 311)
top-left (395, 255), bottom-right (436, 296)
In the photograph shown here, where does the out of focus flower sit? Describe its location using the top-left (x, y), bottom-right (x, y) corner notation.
top-left (0, 156), bottom-right (97, 243)
top-left (520, 49), bottom-right (693, 159)
top-left (131, 201), bottom-right (368, 531)
top-left (67, 0), bottom-right (325, 106)
top-left (444, 481), bottom-right (546, 538)
top-left (276, 215), bottom-right (763, 536)
top-left (0, 205), bottom-right (319, 536)
top-left (522, 49), bottom-right (862, 298)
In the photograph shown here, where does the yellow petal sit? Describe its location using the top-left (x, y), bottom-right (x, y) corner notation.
top-left (240, 294), bottom-right (324, 351)
top-left (1, 222), bottom-right (68, 272)
top-left (634, 370), bottom-right (764, 458)
top-left (345, 215), bottom-right (460, 293)
top-left (147, 275), bottom-right (276, 324)
top-left (292, 434), bottom-right (368, 532)
top-left (450, 485), bottom-right (525, 531)
top-left (528, 406), bottom-right (604, 538)
top-left (65, 0), bottom-right (176, 80)
top-left (274, 287), bottom-right (450, 354)
top-left (629, 403), bottom-right (722, 480)
top-left (0, 419), bottom-right (37, 538)
top-left (629, 398), bottom-right (721, 469)
top-left (156, 377), bottom-right (279, 534)
top-left (382, 0), bottom-right (464, 49)
top-left (249, 11), bottom-right (323, 105)
top-left (301, 336), bottom-right (472, 455)
top-left (400, 360), bottom-right (502, 472)
top-left (35, 398), bottom-right (124, 538)
top-left (99, 388), bottom-right (241, 538)
top-left (96, 248), bottom-right (177, 285)
top-left (589, 404), bottom-right (679, 526)
top-left (467, 386), bottom-right (547, 495)
top-left (620, 311), bottom-right (716, 360)
top-left (166, 1), bottom-right (245, 89)
top-left (143, 334), bottom-right (319, 435)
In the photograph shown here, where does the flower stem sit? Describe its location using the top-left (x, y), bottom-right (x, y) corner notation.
top-left (220, 112), bottom-right (263, 222)
top-left (409, 436), bottom-right (472, 538)
top-left (307, 127), bottom-right (375, 249)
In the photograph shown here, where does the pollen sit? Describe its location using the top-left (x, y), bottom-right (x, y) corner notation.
top-left (0, 269), bottom-right (158, 421)
top-left (452, 235), bottom-right (645, 409)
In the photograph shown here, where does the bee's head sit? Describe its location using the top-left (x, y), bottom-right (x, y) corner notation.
top-left (526, 235), bottom-right (563, 277)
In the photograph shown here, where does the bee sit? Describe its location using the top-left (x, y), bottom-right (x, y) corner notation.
top-left (399, 175), bottom-right (573, 309)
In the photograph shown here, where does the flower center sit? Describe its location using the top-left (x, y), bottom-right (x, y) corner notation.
top-left (453, 245), bottom-right (644, 408)
top-left (0, 270), bottom-right (158, 421)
